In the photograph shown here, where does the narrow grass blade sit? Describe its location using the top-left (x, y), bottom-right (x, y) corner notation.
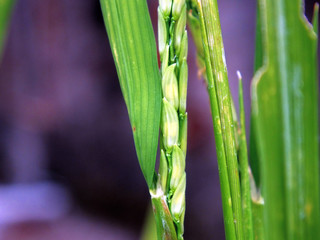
top-left (249, 2), bottom-right (263, 188)
top-left (197, 1), bottom-right (243, 239)
top-left (238, 73), bottom-right (253, 240)
top-left (187, 1), bottom-right (237, 238)
top-left (253, 5), bottom-right (264, 73)
top-left (0, 0), bottom-right (15, 60)
top-left (312, 3), bottom-right (319, 35)
top-left (251, 0), bottom-right (320, 239)
top-left (100, 0), bottom-right (161, 187)
top-left (193, 3), bottom-right (236, 239)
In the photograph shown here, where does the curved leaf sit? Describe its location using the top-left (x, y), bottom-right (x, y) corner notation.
top-left (100, 0), bottom-right (161, 188)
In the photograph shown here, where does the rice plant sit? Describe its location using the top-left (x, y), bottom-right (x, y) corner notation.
top-left (100, 0), bottom-right (319, 239)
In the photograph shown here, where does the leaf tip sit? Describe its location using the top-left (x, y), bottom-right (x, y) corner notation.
top-left (236, 70), bottom-right (242, 82)
top-left (312, 3), bottom-right (319, 34)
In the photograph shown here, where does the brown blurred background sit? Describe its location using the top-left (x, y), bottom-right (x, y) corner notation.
top-left (0, 0), bottom-right (317, 239)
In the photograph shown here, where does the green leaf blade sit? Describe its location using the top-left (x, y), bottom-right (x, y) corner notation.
top-left (249, 2), bottom-right (264, 189)
top-left (100, 0), bottom-right (161, 188)
top-left (252, 0), bottom-right (320, 239)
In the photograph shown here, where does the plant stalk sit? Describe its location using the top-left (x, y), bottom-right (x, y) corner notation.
top-left (196, 0), bottom-right (243, 239)
top-left (238, 74), bottom-right (253, 240)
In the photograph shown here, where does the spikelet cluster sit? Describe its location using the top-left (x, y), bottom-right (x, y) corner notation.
top-left (158, 0), bottom-right (188, 239)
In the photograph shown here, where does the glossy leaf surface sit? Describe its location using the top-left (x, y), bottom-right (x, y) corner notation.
top-left (100, 0), bottom-right (161, 187)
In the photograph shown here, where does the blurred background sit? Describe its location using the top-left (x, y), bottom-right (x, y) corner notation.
top-left (0, 0), bottom-right (317, 239)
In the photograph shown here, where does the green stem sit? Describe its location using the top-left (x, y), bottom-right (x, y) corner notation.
top-left (249, 170), bottom-right (265, 240)
top-left (195, 2), bottom-right (236, 240)
top-left (151, 190), bottom-right (178, 240)
top-left (198, 1), bottom-right (243, 239)
top-left (238, 75), bottom-right (253, 240)
top-left (251, 200), bottom-right (264, 240)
